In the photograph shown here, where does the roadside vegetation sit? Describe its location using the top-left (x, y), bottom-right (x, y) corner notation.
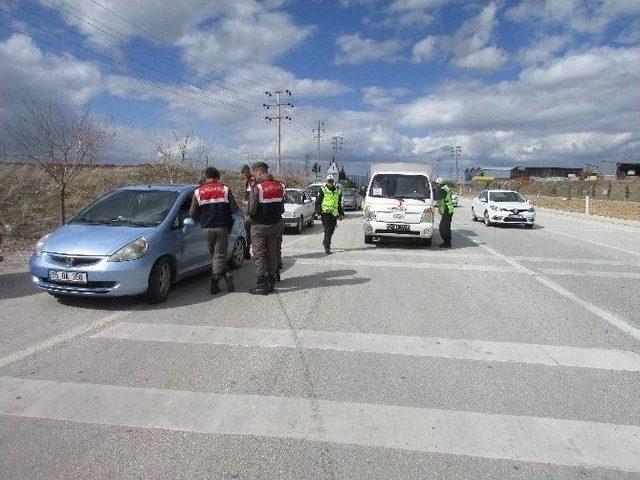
top-left (0, 162), bottom-right (306, 262)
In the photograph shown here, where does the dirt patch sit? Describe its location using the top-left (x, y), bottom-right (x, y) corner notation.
top-left (529, 196), bottom-right (640, 221)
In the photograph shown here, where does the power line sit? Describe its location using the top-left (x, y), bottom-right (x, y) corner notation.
top-left (264, 90), bottom-right (294, 174)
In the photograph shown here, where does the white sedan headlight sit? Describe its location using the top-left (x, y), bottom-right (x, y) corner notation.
top-left (34, 233), bottom-right (51, 256)
top-left (108, 237), bottom-right (148, 262)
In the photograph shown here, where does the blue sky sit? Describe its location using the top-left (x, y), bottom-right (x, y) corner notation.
top-left (1, 0), bottom-right (639, 176)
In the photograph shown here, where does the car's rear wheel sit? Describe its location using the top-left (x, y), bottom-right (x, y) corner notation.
top-left (471, 208), bottom-right (478, 221)
top-left (229, 238), bottom-right (246, 269)
top-left (364, 235), bottom-right (373, 245)
top-left (145, 257), bottom-right (172, 304)
top-left (484, 211), bottom-right (492, 227)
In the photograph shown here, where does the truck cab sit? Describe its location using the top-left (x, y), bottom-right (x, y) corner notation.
top-left (363, 163), bottom-right (435, 246)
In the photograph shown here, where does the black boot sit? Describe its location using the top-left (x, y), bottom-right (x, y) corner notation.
top-left (324, 246), bottom-right (332, 255)
top-left (210, 275), bottom-right (220, 295)
top-left (265, 275), bottom-right (276, 294)
top-left (222, 272), bottom-right (235, 292)
top-left (249, 276), bottom-right (268, 295)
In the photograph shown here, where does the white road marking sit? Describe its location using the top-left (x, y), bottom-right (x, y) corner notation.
top-left (460, 234), bottom-right (640, 342)
top-left (293, 258), bottom-right (520, 273)
top-left (511, 255), bottom-right (640, 267)
top-left (541, 268), bottom-right (640, 280)
top-left (285, 247), bottom-right (495, 261)
top-left (93, 322), bottom-right (640, 372)
top-left (543, 229), bottom-right (640, 258)
top-left (0, 310), bottom-right (131, 369)
top-left (1, 376), bottom-right (639, 472)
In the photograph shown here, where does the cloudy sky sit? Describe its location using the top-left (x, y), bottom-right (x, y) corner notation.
top-left (1, 0), bottom-right (639, 176)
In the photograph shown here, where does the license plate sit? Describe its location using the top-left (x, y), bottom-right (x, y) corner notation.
top-left (510, 215), bottom-right (524, 220)
top-left (49, 270), bottom-right (88, 283)
top-left (388, 224), bottom-right (410, 232)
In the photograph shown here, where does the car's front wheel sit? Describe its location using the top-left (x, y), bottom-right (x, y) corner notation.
top-left (145, 257), bottom-right (172, 304)
top-left (525, 224), bottom-right (534, 229)
top-left (364, 235), bottom-right (373, 244)
top-left (229, 238), bottom-right (246, 269)
top-left (471, 207), bottom-right (478, 221)
top-left (296, 217), bottom-right (304, 234)
top-left (484, 211), bottom-right (492, 227)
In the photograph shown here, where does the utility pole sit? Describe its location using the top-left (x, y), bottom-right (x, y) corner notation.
top-left (450, 145), bottom-right (461, 182)
top-left (330, 135), bottom-right (343, 164)
top-left (313, 120), bottom-right (324, 166)
top-left (263, 90), bottom-right (293, 174)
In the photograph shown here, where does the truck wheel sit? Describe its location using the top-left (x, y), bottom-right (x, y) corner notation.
top-left (145, 257), bottom-right (172, 304)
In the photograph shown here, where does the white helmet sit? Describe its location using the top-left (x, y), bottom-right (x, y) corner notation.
top-left (435, 177), bottom-right (445, 184)
top-left (326, 174), bottom-right (335, 181)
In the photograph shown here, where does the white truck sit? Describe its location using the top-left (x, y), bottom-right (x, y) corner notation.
top-left (363, 163), bottom-right (435, 246)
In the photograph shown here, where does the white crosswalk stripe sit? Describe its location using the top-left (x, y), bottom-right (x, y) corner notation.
top-left (94, 322), bottom-right (640, 372)
top-left (2, 375), bottom-right (639, 473)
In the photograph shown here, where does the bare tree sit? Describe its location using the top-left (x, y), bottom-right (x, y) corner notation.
top-left (150, 127), bottom-right (213, 183)
top-left (9, 101), bottom-right (113, 224)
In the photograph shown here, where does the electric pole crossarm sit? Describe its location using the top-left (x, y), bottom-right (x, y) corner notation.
top-left (264, 89), bottom-right (294, 174)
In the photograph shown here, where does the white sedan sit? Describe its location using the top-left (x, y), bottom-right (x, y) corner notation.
top-left (471, 189), bottom-right (536, 228)
top-left (282, 189), bottom-right (315, 233)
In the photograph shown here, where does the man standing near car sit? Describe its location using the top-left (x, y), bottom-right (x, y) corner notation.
top-left (190, 166), bottom-right (239, 294)
top-left (315, 174), bottom-right (344, 255)
top-left (248, 161), bottom-right (284, 295)
top-left (435, 177), bottom-right (454, 248)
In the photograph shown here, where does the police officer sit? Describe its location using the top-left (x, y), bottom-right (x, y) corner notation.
top-left (315, 174), bottom-right (344, 255)
top-left (435, 177), bottom-right (454, 248)
top-left (248, 161), bottom-right (284, 295)
top-left (189, 166), bottom-right (239, 294)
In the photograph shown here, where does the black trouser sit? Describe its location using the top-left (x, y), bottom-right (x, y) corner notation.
top-left (321, 213), bottom-right (338, 249)
top-left (439, 212), bottom-right (453, 245)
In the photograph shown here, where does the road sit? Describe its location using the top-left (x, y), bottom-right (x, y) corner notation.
top-left (1, 201), bottom-right (640, 479)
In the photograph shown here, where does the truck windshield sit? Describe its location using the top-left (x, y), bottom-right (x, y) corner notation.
top-left (369, 174), bottom-right (430, 199)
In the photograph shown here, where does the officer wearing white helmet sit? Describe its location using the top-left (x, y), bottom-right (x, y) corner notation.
top-left (315, 174), bottom-right (344, 254)
top-left (434, 177), bottom-right (454, 248)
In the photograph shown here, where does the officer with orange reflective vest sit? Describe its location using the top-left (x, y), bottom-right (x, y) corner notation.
top-left (248, 161), bottom-right (285, 295)
top-left (189, 166), bottom-right (240, 294)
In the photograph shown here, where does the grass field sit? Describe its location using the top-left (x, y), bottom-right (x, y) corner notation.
top-left (530, 195), bottom-right (640, 221)
top-left (0, 162), bottom-right (306, 264)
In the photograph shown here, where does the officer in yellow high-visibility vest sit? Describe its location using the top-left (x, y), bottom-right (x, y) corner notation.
top-left (315, 175), bottom-right (344, 255)
top-left (435, 177), bottom-right (455, 248)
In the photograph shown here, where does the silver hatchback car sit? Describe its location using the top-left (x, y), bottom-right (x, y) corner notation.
top-left (29, 184), bottom-right (247, 303)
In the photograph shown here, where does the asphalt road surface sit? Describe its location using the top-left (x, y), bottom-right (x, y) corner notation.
top-left (1, 201), bottom-right (640, 480)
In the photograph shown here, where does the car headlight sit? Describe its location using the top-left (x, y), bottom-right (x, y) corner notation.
top-left (108, 237), bottom-right (148, 262)
top-left (34, 233), bottom-right (51, 256)
top-left (363, 206), bottom-right (376, 222)
top-left (489, 205), bottom-right (498, 211)
top-left (420, 207), bottom-right (434, 223)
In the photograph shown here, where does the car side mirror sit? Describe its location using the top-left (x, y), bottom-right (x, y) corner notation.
top-left (182, 217), bottom-right (196, 233)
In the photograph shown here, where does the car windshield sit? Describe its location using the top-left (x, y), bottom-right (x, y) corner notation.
top-left (368, 174), bottom-right (430, 199)
top-left (490, 192), bottom-right (526, 203)
top-left (285, 190), bottom-right (304, 204)
top-left (343, 188), bottom-right (357, 196)
top-left (72, 190), bottom-right (179, 227)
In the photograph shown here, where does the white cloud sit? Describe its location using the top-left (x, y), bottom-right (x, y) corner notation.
top-left (177, 10), bottom-right (314, 73)
top-left (506, 0), bottom-right (640, 34)
top-left (412, 35), bottom-right (437, 63)
top-left (444, 2), bottom-right (507, 72)
top-left (334, 34), bottom-right (404, 65)
top-left (517, 35), bottom-right (571, 65)
top-left (361, 86), bottom-right (411, 107)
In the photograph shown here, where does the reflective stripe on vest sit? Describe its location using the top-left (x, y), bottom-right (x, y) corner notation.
top-left (438, 184), bottom-right (454, 215)
top-left (321, 186), bottom-right (340, 217)
top-left (196, 181), bottom-right (229, 205)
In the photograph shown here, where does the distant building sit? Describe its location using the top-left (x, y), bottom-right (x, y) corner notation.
top-left (464, 166), bottom-right (515, 182)
top-left (616, 163), bottom-right (640, 180)
top-left (512, 166), bottom-right (583, 179)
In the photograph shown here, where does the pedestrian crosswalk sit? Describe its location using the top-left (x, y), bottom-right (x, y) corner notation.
top-left (2, 216), bottom-right (640, 478)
